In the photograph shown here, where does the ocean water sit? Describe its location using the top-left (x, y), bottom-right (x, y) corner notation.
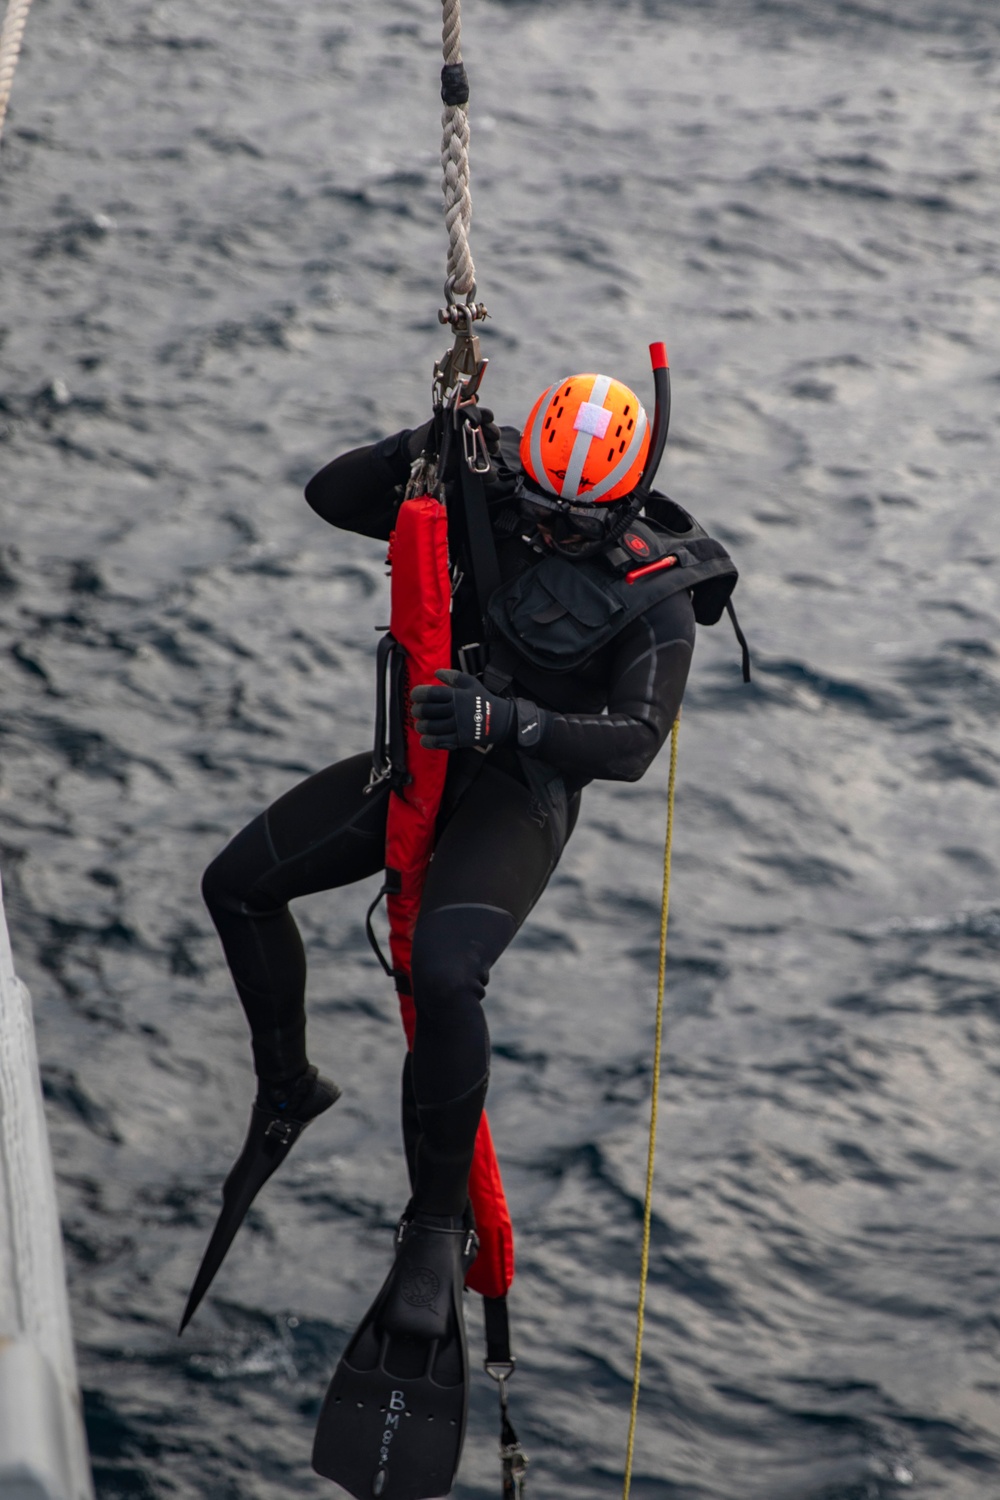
top-left (1, 1), bottom-right (999, 1496)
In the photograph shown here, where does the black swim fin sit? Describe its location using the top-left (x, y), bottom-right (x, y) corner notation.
top-left (179, 1066), bottom-right (341, 1334)
top-left (312, 1212), bottom-right (478, 1500)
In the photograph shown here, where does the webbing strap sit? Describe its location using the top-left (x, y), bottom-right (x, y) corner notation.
top-left (458, 435), bottom-right (502, 628)
top-left (483, 1293), bottom-right (512, 1366)
top-left (482, 638), bottom-right (517, 696)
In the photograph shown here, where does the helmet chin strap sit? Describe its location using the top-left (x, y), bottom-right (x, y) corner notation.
top-left (537, 490), bottom-right (645, 561)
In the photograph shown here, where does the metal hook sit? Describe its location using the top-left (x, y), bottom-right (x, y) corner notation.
top-left (463, 417), bottom-right (492, 474)
top-left (438, 286), bottom-right (489, 327)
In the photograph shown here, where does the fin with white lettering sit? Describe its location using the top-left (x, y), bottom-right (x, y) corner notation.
top-left (312, 1212), bottom-right (477, 1500)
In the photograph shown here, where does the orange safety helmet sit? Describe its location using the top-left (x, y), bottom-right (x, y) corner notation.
top-left (520, 373), bottom-right (651, 503)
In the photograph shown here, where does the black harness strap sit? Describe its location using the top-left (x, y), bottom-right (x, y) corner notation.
top-left (483, 1292), bottom-right (513, 1366)
top-left (458, 430), bottom-right (502, 621)
top-left (482, 639), bottom-right (517, 696)
top-left (726, 597), bottom-right (752, 683)
top-left (455, 418), bottom-right (516, 698)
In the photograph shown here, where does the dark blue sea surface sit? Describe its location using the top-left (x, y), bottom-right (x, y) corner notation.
top-left (2, 1), bottom-right (999, 1496)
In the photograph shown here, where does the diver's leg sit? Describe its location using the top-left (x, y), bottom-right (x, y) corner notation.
top-left (400, 1051), bottom-right (420, 1193)
top-left (182, 753), bottom-right (393, 1332)
top-left (313, 765), bottom-right (580, 1486)
top-left (201, 750), bottom-right (389, 1088)
top-left (408, 761), bottom-right (581, 1217)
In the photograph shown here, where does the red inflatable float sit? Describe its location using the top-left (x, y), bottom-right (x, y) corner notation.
top-left (383, 491), bottom-right (514, 1301)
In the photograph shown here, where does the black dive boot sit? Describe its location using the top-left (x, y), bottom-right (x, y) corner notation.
top-left (312, 1211), bottom-right (478, 1500)
top-left (179, 1066), bottom-right (341, 1332)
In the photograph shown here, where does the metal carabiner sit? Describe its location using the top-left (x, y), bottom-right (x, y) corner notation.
top-left (462, 416), bottom-right (492, 474)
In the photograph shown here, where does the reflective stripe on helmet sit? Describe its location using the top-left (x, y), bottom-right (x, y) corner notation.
top-left (560, 373), bottom-right (612, 500)
top-left (584, 404), bottom-right (649, 502)
top-left (527, 382), bottom-right (558, 494)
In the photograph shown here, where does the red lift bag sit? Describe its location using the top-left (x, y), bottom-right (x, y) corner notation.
top-left (384, 493), bottom-right (514, 1300)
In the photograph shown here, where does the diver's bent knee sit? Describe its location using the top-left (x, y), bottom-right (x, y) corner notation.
top-left (200, 856), bottom-right (253, 918)
top-left (201, 817), bottom-right (280, 918)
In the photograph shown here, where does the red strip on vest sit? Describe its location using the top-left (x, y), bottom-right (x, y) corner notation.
top-left (386, 494), bottom-right (515, 1300)
top-left (625, 553), bottom-right (677, 585)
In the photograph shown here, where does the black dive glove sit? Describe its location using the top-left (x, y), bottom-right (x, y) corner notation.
top-left (411, 670), bottom-right (515, 751)
top-left (406, 418), bottom-right (435, 462)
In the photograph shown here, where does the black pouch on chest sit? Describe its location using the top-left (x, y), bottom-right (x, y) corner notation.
top-left (498, 555), bottom-right (626, 670)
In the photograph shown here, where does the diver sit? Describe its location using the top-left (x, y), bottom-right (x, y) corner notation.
top-left (181, 367), bottom-right (741, 1498)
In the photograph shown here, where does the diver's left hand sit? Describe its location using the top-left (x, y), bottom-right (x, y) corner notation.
top-left (410, 670), bottom-right (515, 751)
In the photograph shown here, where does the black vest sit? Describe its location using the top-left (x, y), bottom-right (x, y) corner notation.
top-left (487, 495), bottom-right (738, 675)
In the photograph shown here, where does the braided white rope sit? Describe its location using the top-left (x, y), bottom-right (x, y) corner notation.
top-left (440, 0), bottom-right (476, 301)
top-left (0, 0), bottom-right (34, 149)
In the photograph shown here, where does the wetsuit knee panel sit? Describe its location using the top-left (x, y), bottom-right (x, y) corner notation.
top-left (202, 814), bottom-right (283, 918)
top-left (410, 903), bottom-right (517, 1018)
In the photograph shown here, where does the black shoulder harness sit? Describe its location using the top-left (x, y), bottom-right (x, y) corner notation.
top-left (486, 494), bottom-right (749, 679)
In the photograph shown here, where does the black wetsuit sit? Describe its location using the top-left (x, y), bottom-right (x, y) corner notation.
top-left (202, 427), bottom-right (695, 1216)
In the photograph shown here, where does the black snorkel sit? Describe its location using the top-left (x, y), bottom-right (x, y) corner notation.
top-left (638, 340), bottom-right (671, 498)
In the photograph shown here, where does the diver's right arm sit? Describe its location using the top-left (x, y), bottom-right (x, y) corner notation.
top-left (304, 431), bottom-right (414, 541)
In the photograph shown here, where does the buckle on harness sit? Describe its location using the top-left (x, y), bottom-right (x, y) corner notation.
top-left (364, 762), bottom-right (391, 795)
top-left (457, 641), bottom-right (485, 677)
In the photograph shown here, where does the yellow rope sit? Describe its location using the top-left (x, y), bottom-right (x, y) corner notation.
top-left (622, 713), bottom-right (680, 1500)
